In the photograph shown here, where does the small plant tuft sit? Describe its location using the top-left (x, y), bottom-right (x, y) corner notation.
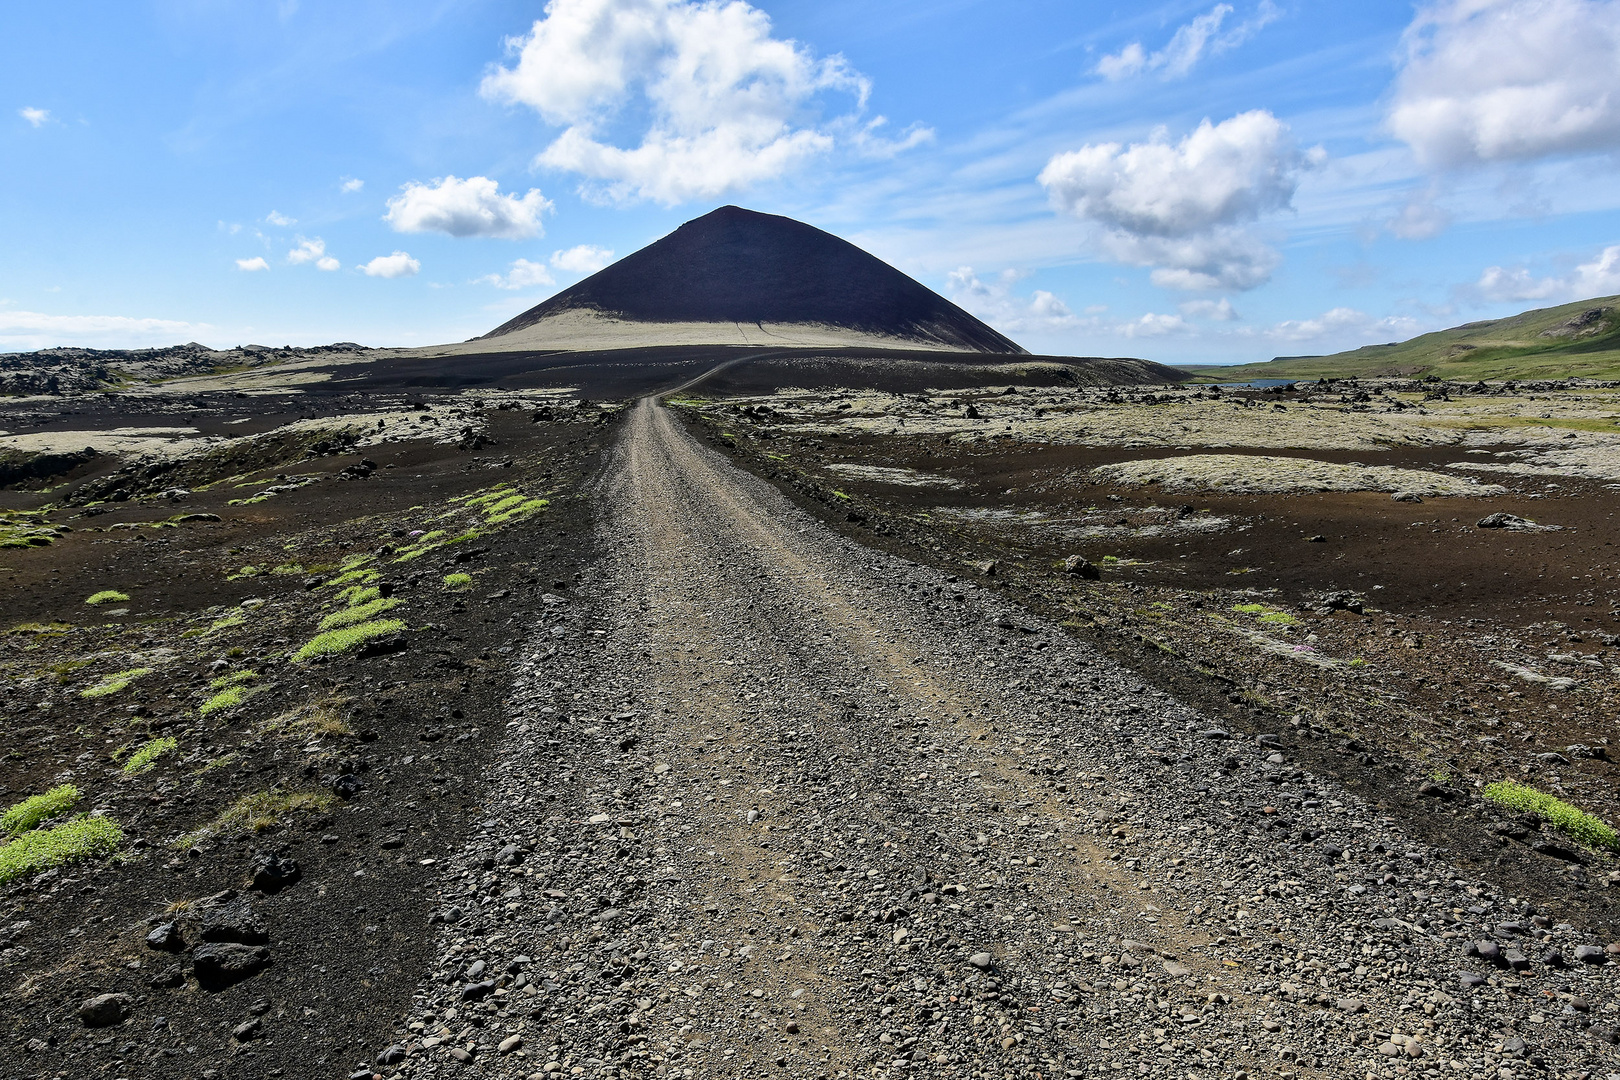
top-left (0, 815), bottom-right (123, 883)
top-left (291, 618), bottom-right (405, 662)
top-left (177, 789), bottom-right (335, 845)
top-left (318, 596), bottom-right (400, 632)
top-left (122, 737), bottom-right (177, 775)
top-left (81, 667), bottom-right (154, 699)
top-left (1483, 781), bottom-right (1618, 850)
top-left (85, 590), bottom-right (130, 606)
top-left (442, 572), bottom-right (472, 588)
top-left (1, 784), bottom-right (80, 835)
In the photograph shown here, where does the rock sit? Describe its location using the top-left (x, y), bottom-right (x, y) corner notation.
top-left (1062, 555), bottom-right (1100, 579)
top-left (251, 852), bottom-right (301, 892)
top-left (232, 1018), bottom-right (262, 1042)
top-left (967, 952), bottom-right (993, 969)
top-left (331, 773), bottom-right (366, 799)
top-left (499, 1035), bottom-right (523, 1054)
top-left (1458, 972), bottom-right (1486, 988)
top-left (1391, 491), bottom-right (1422, 502)
top-left (145, 921), bottom-right (184, 952)
top-left (494, 844), bottom-right (525, 866)
top-left (1334, 998), bottom-right (1366, 1013)
top-left (193, 943), bottom-right (271, 989)
top-left (377, 1045), bottom-right (407, 1066)
top-left (1467, 940), bottom-right (1502, 965)
top-left (78, 993), bottom-right (133, 1028)
top-left (1198, 729), bottom-right (1230, 740)
top-left (975, 560), bottom-right (998, 577)
top-left (461, 979), bottom-right (497, 1001)
top-left (201, 898), bottom-right (268, 944)
top-left (466, 960), bottom-right (487, 980)
top-left (1503, 948), bottom-right (1529, 970)
top-left (1573, 944), bottom-right (1607, 964)
top-left (448, 1047), bottom-right (472, 1063)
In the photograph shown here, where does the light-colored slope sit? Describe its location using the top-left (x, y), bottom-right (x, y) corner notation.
top-left (419, 308), bottom-right (976, 355)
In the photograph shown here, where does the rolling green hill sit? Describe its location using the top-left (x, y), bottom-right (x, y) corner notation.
top-left (1180, 294), bottom-right (1620, 382)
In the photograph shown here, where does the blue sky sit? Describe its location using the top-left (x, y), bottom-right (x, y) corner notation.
top-left (4, 0), bottom-right (1620, 364)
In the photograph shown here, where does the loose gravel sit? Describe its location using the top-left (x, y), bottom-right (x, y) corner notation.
top-left (380, 400), bottom-right (1620, 1080)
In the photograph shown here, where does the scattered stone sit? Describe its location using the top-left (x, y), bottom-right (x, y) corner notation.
top-left (193, 943), bottom-right (271, 989)
top-left (232, 1018), bottom-right (262, 1042)
top-left (78, 993), bottom-right (133, 1028)
top-left (201, 898), bottom-right (268, 944)
top-left (145, 920), bottom-right (184, 952)
top-left (1062, 555), bottom-right (1100, 579)
top-left (250, 851), bottom-right (301, 892)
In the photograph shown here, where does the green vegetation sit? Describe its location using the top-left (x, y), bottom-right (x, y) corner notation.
top-left (122, 736), bottom-right (177, 775)
top-left (177, 789), bottom-right (335, 845)
top-left (207, 609), bottom-right (248, 634)
top-left (85, 590), bottom-right (130, 605)
top-left (1, 784), bottom-right (79, 835)
top-left (442, 572), bottom-right (472, 588)
top-left (335, 584), bottom-right (380, 605)
top-left (1231, 603), bottom-right (1266, 614)
top-left (0, 509), bottom-right (60, 549)
top-left (1482, 781), bottom-right (1618, 850)
top-left (209, 669), bottom-right (259, 690)
top-left (0, 815), bottom-right (124, 883)
top-left (81, 667), bottom-right (154, 698)
top-left (292, 618), bottom-right (405, 662)
top-left (1180, 293), bottom-right (1620, 382)
top-left (199, 684), bottom-right (253, 717)
top-left (318, 596), bottom-right (401, 631)
top-left (1231, 602), bottom-right (1297, 625)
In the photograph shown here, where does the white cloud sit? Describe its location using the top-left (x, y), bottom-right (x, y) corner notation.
top-left (0, 310), bottom-right (215, 351)
top-left (264, 210), bottom-right (295, 227)
top-left (1179, 297), bottom-right (1239, 320)
top-left (340, 177), bottom-right (364, 193)
top-left (316, 256), bottom-right (340, 272)
top-left (946, 267), bottom-right (1086, 334)
top-left (480, 0), bottom-right (896, 204)
top-left (1389, 0), bottom-right (1620, 168)
top-left (358, 251), bottom-right (421, 278)
top-left (550, 244), bottom-right (615, 274)
top-left (1261, 306), bottom-right (1421, 343)
top-left (478, 258), bottom-right (556, 290)
top-left (1040, 110), bottom-right (1320, 291)
top-left (235, 257), bottom-right (270, 272)
top-left (1387, 186), bottom-right (1452, 239)
top-left (287, 236), bottom-right (327, 265)
top-left (19, 106), bottom-right (49, 128)
top-left (385, 175), bottom-right (551, 239)
top-left (1096, 2), bottom-right (1279, 81)
top-left (1472, 244), bottom-right (1620, 302)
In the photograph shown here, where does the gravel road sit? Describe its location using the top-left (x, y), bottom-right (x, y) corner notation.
top-left (383, 398), bottom-right (1620, 1080)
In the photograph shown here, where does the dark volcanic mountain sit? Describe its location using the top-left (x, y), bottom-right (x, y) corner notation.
top-left (482, 205), bottom-right (1025, 354)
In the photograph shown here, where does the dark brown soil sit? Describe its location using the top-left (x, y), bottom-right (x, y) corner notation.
top-left (0, 397), bottom-right (610, 1079)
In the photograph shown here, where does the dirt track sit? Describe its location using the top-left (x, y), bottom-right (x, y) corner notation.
top-left (393, 399), bottom-right (1620, 1080)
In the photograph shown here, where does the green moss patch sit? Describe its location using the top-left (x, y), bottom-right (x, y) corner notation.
top-left (2, 784), bottom-right (79, 835)
top-left (178, 789), bottom-right (335, 845)
top-left (122, 736), bottom-right (177, 775)
top-left (1483, 781), bottom-right (1618, 850)
top-left (292, 618), bottom-right (405, 662)
top-left (81, 667), bottom-right (154, 698)
top-left (442, 572), bottom-right (472, 588)
top-left (0, 815), bottom-right (123, 883)
top-left (318, 596), bottom-right (401, 632)
top-left (85, 590), bottom-right (130, 606)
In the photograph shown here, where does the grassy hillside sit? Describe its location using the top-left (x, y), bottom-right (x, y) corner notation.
top-left (1180, 294), bottom-right (1620, 382)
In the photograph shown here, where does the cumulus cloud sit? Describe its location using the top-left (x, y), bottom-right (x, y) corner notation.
top-left (1096, 2), bottom-right (1279, 81)
top-left (1471, 244), bottom-right (1620, 302)
top-left (0, 310), bottom-right (214, 351)
top-left (358, 251), bottom-right (421, 278)
top-left (479, 258), bottom-right (556, 290)
top-left (550, 244), bottom-right (615, 274)
top-left (1117, 312), bottom-right (1193, 337)
top-left (340, 177), bottom-right (364, 193)
top-left (287, 236), bottom-right (341, 270)
top-left (1261, 306), bottom-right (1421, 343)
top-left (385, 175), bottom-right (551, 239)
top-left (1040, 110), bottom-right (1320, 291)
top-left (235, 257), bottom-right (270, 272)
top-left (19, 106), bottom-right (49, 127)
top-left (480, 0), bottom-right (906, 204)
top-left (946, 267), bottom-right (1086, 335)
top-left (1179, 297), bottom-right (1239, 320)
top-left (264, 210), bottom-right (295, 227)
top-left (1389, 0), bottom-right (1620, 168)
